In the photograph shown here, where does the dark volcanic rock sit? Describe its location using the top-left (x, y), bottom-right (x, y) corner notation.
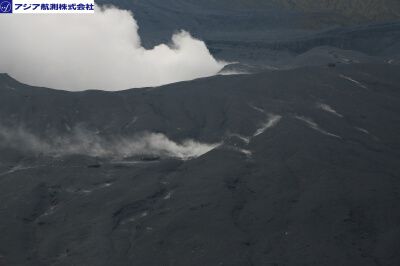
top-left (95, 0), bottom-right (400, 60)
top-left (0, 63), bottom-right (400, 265)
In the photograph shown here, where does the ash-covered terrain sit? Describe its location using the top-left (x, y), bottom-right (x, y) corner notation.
top-left (1, 62), bottom-right (400, 265)
top-left (1, 1), bottom-right (400, 265)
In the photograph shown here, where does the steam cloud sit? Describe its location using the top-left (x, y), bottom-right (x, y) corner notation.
top-left (0, 125), bottom-right (220, 160)
top-left (253, 114), bottom-right (281, 137)
top-left (0, 4), bottom-right (225, 91)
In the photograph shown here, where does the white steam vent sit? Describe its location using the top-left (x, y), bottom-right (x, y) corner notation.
top-left (0, 4), bottom-right (226, 91)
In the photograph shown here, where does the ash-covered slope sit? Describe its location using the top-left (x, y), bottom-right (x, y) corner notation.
top-left (266, 0), bottom-right (400, 27)
top-left (208, 20), bottom-right (400, 69)
top-left (0, 63), bottom-right (400, 265)
top-left (97, 0), bottom-right (400, 38)
top-left (96, 0), bottom-right (400, 56)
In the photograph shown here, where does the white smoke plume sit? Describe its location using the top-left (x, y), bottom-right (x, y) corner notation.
top-left (316, 103), bottom-right (343, 117)
top-left (295, 116), bottom-right (341, 139)
top-left (0, 125), bottom-right (220, 160)
top-left (0, 4), bottom-right (225, 91)
top-left (253, 114), bottom-right (282, 137)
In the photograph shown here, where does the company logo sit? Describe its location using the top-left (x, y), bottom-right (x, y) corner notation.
top-left (8, 0), bottom-right (94, 13)
top-left (0, 0), bottom-right (12, 13)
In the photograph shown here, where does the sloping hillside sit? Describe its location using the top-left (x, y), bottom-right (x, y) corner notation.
top-left (96, 0), bottom-right (400, 30)
top-left (268, 0), bottom-right (400, 17)
top-left (267, 0), bottom-right (400, 27)
top-left (199, 0), bottom-right (400, 27)
top-left (1, 63), bottom-right (400, 265)
top-left (145, 0), bottom-right (400, 27)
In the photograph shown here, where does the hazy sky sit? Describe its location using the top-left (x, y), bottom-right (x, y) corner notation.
top-left (0, 4), bottom-right (226, 91)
